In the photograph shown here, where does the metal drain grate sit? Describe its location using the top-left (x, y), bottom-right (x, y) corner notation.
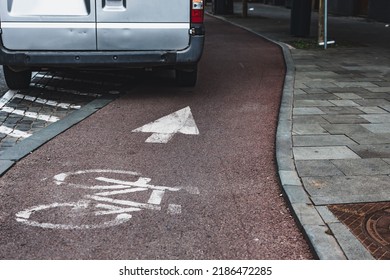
top-left (329, 202), bottom-right (390, 260)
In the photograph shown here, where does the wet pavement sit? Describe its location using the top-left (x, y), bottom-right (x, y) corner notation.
top-left (210, 3), bottom-right (390, 259)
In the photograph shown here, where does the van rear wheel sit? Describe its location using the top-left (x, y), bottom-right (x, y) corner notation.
top-left (3, 66), bottom-right (32, 90)
top-left (175, 65), bottom-right (197, 87)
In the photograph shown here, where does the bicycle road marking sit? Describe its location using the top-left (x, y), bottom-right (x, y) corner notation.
top-left (16, 201), bottom-right (133, 230)
top-left (16, 169), bottom-right (198, 230)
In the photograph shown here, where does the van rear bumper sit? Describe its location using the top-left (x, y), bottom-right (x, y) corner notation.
top-left (0, 35), bottom-right (204, 69)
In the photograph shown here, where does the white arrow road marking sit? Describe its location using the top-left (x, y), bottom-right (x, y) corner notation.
top-left (132, 106), bottom-right (199, 143)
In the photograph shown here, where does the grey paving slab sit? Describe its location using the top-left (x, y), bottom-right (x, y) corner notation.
top-left (358, 106), bottom-right (389, 114)
top-left (330, 158), bottom-right (390, 176)
top-left (366, 86), bottom-right (390, 92)
top-left (347, 131), bottom-right (390, 145)
top-left (302, 224), bottom-right (346, 260)
top-left (302, 176), bottom-right (390, 205)
top-left (293, 107), bottom-right (325, 115)
top-left (354, 99), bottom-right (390, 107)
top-left (327, 87), bottom-right (371, 94)
top-left (334, 92), bottom-right (362, 100)
top-left (0, 160), bottom-right (14, 176)
top-left (278, 170), bottom-right (301, 186)
top-left (374, 81), bottom-right (390, 87)
top-left (293, 135), bottom-right (356, 147)
top-left (293, 115), bottom-right (329, 125)
top-left (359, 93), bottom-right (390, 100)
top-left (294, 81), bottom-right (308, 89)
top-left (283, 185), bottom-right (311, 204)
top-left (362, 122), bottom-right (390, 133)
top-left (380, 104), bottom-right (390, 112)
top-left (329, 100), bottom-right (360, 107)
top-left (293, 146), bottom-right (361, 160)
top-left (318, 106), bottom-right (364, 115)
top-left (316, 206), bottom-right (339, 224)
top-left (302, 88), bottom-right (329, 94)
top-left (349, 144), bottom-right (390, 158)
top-left (360, 113), bottom-right (390, 123)
top-left (296, 160), bottom-right (344, 177)
top-left (294, 93), bottom-right (339, 100)
top-left (294, 100), bottom-right (335, 107)
top-left (294, 89), bottom-right (307, 95)
top-left (292, 123), bottom-right (328, 135)
top-left (303, 81), bottom-right (338, 88)
top-left (320, 123), bottom-right (369, 135)
top-left (334, 82), bottom-right (379, 88)
top-left (322, 114), bottom-right (369, 124)
top-left (0, 138), bottom-right (43, 161)
top-left (305, 71), bottom-right (339, 78)
top-left (291, 203), bottom-right (325, 226)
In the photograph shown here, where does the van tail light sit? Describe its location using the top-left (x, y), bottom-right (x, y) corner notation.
top-left (191, 0), bottom-right (204, 24)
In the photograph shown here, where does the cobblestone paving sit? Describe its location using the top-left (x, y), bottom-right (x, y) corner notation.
top-left (0, 70), bottom-right (131, 153)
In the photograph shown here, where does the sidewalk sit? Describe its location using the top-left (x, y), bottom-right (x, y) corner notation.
top-left (208, 3), bottom-right (390, 259)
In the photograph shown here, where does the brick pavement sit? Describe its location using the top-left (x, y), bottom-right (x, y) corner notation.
top-left (0, 71), bottom-right (127, 153)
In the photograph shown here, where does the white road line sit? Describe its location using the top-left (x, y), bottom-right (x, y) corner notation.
top-left (0, 90), bottom-right (18, 109)
top-left (94, 188), bottom-right (148, 197)
top-left (147, 190), bottom-right (165, 205)
top-left (94, 204), bottom-right (142, 216)
top-left (86, 195), bottom-right (161, 211)
top-left (0, 125), bottom-right (32, 138)
top-left (1, 106), bottom-right (60, 122)
top-left (95, 176), bottom-right (180, 192)
top-left (14, 93), bottom-right (81, 109)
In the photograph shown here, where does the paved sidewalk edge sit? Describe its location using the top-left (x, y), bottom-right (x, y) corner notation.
top-left (0, 97), bottom-right (114, 175)
top-left (205, 12), bottom-right (348, 259)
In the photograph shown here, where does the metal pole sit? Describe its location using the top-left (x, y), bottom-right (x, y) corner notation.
top-left (324, 0), bottom-right (328, 49)
top-left (318, 0), bottom-right (324, 45)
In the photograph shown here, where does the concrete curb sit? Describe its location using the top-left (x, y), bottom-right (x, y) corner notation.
top-left (0, 97), bottom-right (114, 175)
top-left (206, 12), bottom-right (346, 259)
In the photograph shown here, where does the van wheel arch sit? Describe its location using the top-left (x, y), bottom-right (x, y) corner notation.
top-left (3, 66), bottom-right (32, 90)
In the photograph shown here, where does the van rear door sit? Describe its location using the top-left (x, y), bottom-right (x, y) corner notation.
top-left (96, 0), bottom-right (191, 51)
top-left (0, 0), bottom-right (96, 50)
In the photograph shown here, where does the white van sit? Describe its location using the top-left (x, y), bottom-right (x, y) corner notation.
top-left (0, 0), bottom-right (205, 88)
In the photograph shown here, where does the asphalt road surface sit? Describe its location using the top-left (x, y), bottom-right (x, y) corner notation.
top-left (0, 16), bottom-right (313, 259)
